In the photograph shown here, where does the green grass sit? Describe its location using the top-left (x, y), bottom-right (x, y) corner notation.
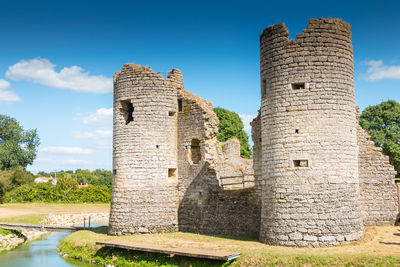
top-left (0, 214), bottom-right (46, 224)
top-left (0, 227), bottom-right (14, 236)
top-left (58, 227), bottom-right (400, 267)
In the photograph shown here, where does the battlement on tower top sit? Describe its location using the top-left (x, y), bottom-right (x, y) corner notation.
top-left (260, 18), bottom-right (351, 43)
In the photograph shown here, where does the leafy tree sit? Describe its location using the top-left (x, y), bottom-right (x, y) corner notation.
top-left (10, 166), bottom-right (34, 190)
top-left (359, 100), bottom-right (400, 177)
top-left (36, 171), bottom-right (51, 177)
top-left (0, 115), bottom-right (40, 169)
top-left (213, 107), bottom-right (252, 158)
top-left (74, 169), bottom-right (96, 184)
top-left (92, 169), bottom-right (112, 188)
top-left (56, 174), bottom-right (78, 201)
top-left (0, 170), bottom-right (12, 202)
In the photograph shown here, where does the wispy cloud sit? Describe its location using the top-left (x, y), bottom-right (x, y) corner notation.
top-left (0, 79), bottom-right (20, 103)
top-left (40, 146), bottom-right (93, 155)
top-left (73, 108), bottom-right (113, 146)
top-left (363, 60), bottom-right (400, 81)
top-left (75, 108), bottom-right (113, 127)
top-left (6, 58), bottom-right (112, 93)
top-left (239, 114), bottom-right (256, 133)
top-left (71, 129), bottom-right (112, 139)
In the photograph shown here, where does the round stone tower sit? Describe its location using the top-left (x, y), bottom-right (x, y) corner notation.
top-left (108, 64), bottom-right (181, 235)
top-left (259, 18), bottom-right (363, 246)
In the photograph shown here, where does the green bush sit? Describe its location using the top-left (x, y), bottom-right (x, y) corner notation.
top-left (76, 185), bottom-right (111, 203)
top-left (4, 182), bottom-right (110, 203)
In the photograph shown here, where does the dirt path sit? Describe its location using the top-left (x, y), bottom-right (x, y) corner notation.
top-left (0, 203), bottom-right (110, 219)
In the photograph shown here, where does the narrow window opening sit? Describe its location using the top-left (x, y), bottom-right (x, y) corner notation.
top-left (169, 111), bottom-right (176, 116)
top-left (292, 82), bottom-right (305, 90)
top-left (156, 145), bottom-right (160, 149)
top-left (259, 137), bottom-right (262, 142)
top-left (191, 139), bottom-right (201, 164)
top-left (261, 79), bottom-right (267, 97)
top-left (295, 129), bottom-right (299, 134)
top-left (178, 99), bottom-right (183, 112)
top-left (120, 100), bottom-right (134, 125)
top-left (113, 169), bottom-right (117, 175)
top-left (294, 160), bottom-right (308, 167)
top-left (168, 168), bottom-right (176, 178)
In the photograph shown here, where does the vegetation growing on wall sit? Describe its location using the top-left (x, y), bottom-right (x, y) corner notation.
top-left (214, 107), bottom-right (252, 158)
top-left (360, 100), bottom-right (400, 177)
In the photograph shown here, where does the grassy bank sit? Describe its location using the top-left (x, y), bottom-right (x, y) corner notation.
top-left (58, 226), bottom-right (400, 266)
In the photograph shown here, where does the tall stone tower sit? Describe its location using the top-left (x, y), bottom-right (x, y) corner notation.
top-left (258, 18), bottom-right (364, 246)
top-left (108, 64), bottom-right (182, 235)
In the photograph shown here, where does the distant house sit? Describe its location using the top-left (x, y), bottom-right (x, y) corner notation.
top-left (78, 183), bottom-right (89, 189)
top-left (34, 177), bottom-right (57, 186)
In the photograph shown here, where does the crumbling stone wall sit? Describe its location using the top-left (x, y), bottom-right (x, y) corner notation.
top-left (251, 113), bottom-right (262, 195)
top-left (177, 89), bottom-right (260, 237)
top-left (356, 109), bottom-right (398, 225)
top-left (110, 63), bottom-right (260, 238)
top-left (257, 18), bottom-right (364, 246)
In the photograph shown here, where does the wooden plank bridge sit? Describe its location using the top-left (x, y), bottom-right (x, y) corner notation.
top-left (96, 240), bottom-right (240, 261)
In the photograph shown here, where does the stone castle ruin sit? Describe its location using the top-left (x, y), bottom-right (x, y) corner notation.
top-left (109, 18), bottom-right (399, 247)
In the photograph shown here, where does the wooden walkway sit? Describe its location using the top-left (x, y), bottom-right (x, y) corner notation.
top-left (0, 222), bottom-right (86, 232)
top-left (96, 240), bottom-right (240, 261)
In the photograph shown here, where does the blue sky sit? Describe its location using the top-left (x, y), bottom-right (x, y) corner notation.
top-left (0, 0), bottom-right (399, 172)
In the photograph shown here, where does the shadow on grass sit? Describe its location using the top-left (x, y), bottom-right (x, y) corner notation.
top-left (95, 246), bottom-right (235, 267)
top-left (87, 225), bottom-right (108, 234)
top-left (379, 241), bottom-right (400, 246)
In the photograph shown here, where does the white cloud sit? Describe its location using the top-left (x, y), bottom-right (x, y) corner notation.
top-left (0, 80), bottom-right (10, 90)
top-left (0, 79), bottom-right (20, 103)
top-left (75, 108), bottom-right (113, 127)
top-left (363, 60), bottom-right (400, 81)
top-left (40, 146), bottom-right (93, 155)
top-left (239, 114), bottom-right (256, 133)
top-left (71, 129), bottom-right (112, 139)
top-left (6, 58), bottom-right (112, 93)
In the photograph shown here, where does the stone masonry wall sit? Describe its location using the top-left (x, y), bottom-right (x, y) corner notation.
top-left (258, 18), bottom-right (364, 246)
top-left (251, 113), bottom-right (262, 195)
top-left (109, 64), bottom-right (179, 235)
top-left (356, 109), bottom-right (398, 225)
top-left (177, 88), bottom-right (260, 238)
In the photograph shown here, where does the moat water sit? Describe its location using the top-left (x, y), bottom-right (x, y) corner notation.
top-left (0, 232), bottom-right (95, 267)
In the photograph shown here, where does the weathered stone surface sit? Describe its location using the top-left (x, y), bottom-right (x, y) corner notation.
top-left (257, 18), bottom-right (364, 247)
